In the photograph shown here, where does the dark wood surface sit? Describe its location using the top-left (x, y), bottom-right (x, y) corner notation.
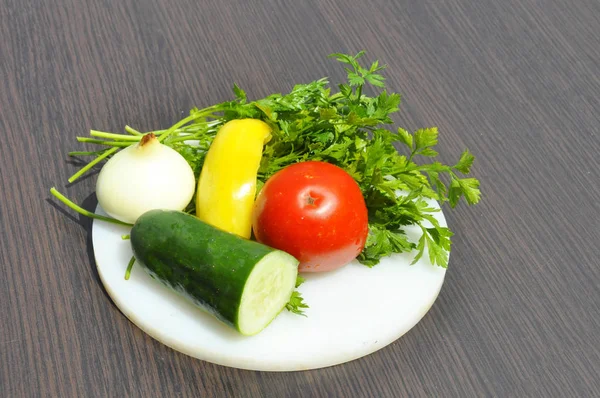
top-left (1, 0), bottom-right (599, 396)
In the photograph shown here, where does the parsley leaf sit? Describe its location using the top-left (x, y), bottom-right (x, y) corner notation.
top-left (359, 224), bottom-right (415, 267)
top-left (455, 149), bottom-right (475, 174)
top-left (414, 127), bottom-right (439, 150)
top-left (286, 291), bottom-right (309, 316)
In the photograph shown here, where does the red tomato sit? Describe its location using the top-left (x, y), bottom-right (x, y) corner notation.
top-left (252, 161), bottom-right (369, 272)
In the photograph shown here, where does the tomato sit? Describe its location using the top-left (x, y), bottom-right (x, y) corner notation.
top-left (252, 161), bottom-right (369, 272)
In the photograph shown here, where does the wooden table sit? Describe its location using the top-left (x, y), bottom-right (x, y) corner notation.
top-left (2, 0), bottom-right (599, 396)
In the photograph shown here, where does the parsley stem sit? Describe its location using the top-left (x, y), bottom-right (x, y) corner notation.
top-left (124, 125), bottom-right (143, 136)
top-left (151, 119), bottom-right (219, 136)
top-left (90, 130), bottom-right (141, 141)
top-left (68, 147), bottom-right (119, 183)
top-left (50, 187), bottom-right (133, 227)
top-left (124, 256), bottom-right (135, 280)
top-left (68, 149), bottom-right (111, 156)
top-left (162, 135), bottom-right (194, 144)
top-left (157, 114), bottom-right (199, 143)
top-left (414, 164), bottom-right (452, 172)
top-left (158, 107), bottom-right (219, 143)
top-left (356, 85), bottom-right (363, 104)
top-left (407, 149), bottom-right (417, 164)
top-left (76, 137), bottom-right (131, 147)
top-left (151, 128), bottom-right (186, 135)
top-left (164, 133), bottom-right (216, 144)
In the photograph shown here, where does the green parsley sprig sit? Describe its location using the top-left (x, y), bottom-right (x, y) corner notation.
top-left (286, 276), bottom-right (308, 316)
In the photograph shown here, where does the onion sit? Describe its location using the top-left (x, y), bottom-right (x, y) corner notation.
top-left (96, 133), bottom-right (196, 224)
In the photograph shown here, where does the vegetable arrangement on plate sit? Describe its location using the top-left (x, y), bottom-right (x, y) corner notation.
top-left (51, 52), bottom-right (481, 336)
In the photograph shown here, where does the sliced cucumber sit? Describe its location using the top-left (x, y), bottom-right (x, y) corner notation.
top-left (238, 251), bottom-right (298, 334)
top-left (130, 210), bottom-right (299, 335)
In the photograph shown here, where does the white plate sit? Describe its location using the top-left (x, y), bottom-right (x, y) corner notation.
top-left (92, 202), bottom-right (447, 371)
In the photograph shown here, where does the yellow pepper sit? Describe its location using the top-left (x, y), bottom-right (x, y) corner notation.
top-left (196, 119), bottom-right (271, 238)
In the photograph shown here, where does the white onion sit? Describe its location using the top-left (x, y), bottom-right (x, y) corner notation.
top-left (96, 134), bottom-right (196, 224)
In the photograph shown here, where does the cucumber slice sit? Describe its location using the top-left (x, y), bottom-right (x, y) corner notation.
top-left (130, 210), bottom-right (299, 336)
top-left (238, 251), bottom-right (298, 335)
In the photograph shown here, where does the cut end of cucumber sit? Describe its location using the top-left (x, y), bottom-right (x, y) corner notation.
top-left (237, 250), bottom-right (299, 336)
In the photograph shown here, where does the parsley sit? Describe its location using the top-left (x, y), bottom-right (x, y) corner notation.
top-left (286, 291), bottom-right (309, 316)
top-left (69, 52), bottom-right (481, 271)
top-left (286, 276), bottom-right (309, 316)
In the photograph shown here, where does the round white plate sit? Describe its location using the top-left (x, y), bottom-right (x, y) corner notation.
top-left (92, 202), bottom-right (447, 371)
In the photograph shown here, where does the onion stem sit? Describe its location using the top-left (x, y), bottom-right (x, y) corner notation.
top-left (50, 187), bottom-right (132, 227)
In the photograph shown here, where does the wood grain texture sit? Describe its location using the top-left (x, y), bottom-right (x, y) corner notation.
top-left (1, 0), bottom-right (599, 396)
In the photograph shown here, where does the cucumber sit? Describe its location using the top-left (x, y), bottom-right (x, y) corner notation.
top-left (130, 209), bottom-right (299, 335)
